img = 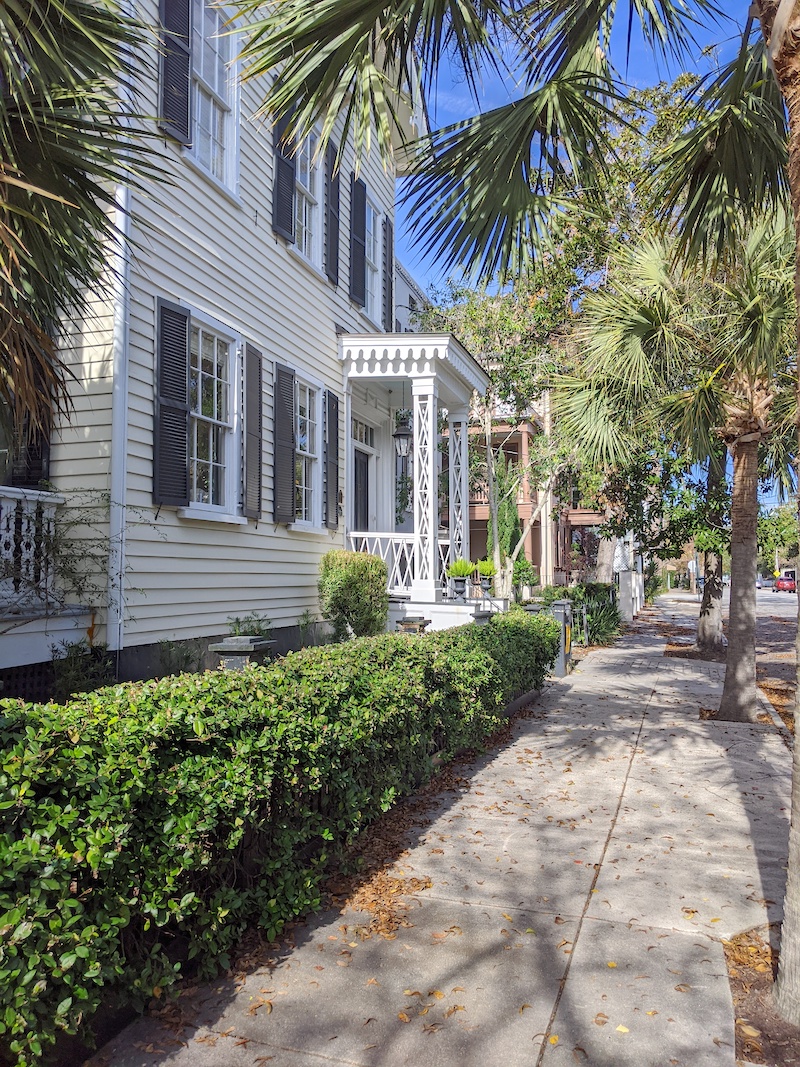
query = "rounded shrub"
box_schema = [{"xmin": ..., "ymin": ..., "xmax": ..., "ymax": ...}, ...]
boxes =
[{"xmin": 318, "ymin": 550, "xmax": 389, "ymax": 641}]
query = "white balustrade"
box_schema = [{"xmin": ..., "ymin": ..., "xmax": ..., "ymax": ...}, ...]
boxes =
[
  {"xmin": 349, "ymin": 532, "xmax": 452, "ymax": 596},
  {"xmin": 0, "ymin": 487, "xmax": 63, "ymax": 613}
]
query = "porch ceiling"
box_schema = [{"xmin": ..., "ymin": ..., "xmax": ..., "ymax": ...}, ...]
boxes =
[{"xmin": 340, "ymin": 333, "xmax": 489, "ymax": 408}]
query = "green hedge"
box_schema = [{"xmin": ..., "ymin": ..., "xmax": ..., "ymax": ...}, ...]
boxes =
[{"xmin": 0, "ymin": 612, "xmax": 557, "ymax": 1064}]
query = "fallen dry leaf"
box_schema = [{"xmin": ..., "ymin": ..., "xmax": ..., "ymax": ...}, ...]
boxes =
[
  {"xmin": 549, "ymin": 1034, "xmax": 559, "ymax": 1045},
  {"xmin": 444, "ymin": 1005, "xmax": 466, "ymax": 1018},
  {"xmin": 738, "ymin": 1023, "xmax": 761, "ymax": 1038},
  {"xmin": 404, "ymin": 989, "xmax": 422, "ymax": 997},
  {"xmin": 398, "ymin": 1012, "xmax": 411, "ymax": 1023},
  {"xmin": 594, "ymin": 1013, "xmax": 609, "ymax": 1027},
  {"xmin": 429, "ymin": 989, "xmax": 445, "ymax": 999},
  {"xmin": 616, "ymin": 1025, "xmax": 629, "ymax": 1033},
  {"xmin": 519, "ymin": 1004, "xmax": 532, "ymax": 1014},
  {"xmin": 607, "ymin": 961, "xmax": 617, "ymax": 968}
]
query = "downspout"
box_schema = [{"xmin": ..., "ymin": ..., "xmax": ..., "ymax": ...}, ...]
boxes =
[
  {"xmin": 107, "ymin": 0, "xmax": 134, "ymax": 668},
  {"xmin": 107, "ymin": 182, "xmax": 132, "ymax": 664}
]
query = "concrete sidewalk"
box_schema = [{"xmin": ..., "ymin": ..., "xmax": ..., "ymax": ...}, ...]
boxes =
[{"xmin": 91, "ymin": 601, "xmax": 792, "ymax": 1067}]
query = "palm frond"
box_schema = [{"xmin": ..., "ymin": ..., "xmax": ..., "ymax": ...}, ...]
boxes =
[
  {"xmin": 660, "ymin": 380, "xmax": 724, "ymax": 461},
  {"xmin": 652, "ymin": 32, "xmax": 789, "ymax": 262},
  {"xmin": 0, "ymin": 0, "xmax": 163, "ymax": 431},
  {"xmin": 525, "ymin": 0, "xmax": 720, "ymax": 81},
  {"xmin": 235, "ymin": 0, "xmax": 507, "ymax": 159},
  {"xmin": 551, "ymin": 374, "xmax": 644, "ymax": 468},
  {"xmin": 401, "ymin": 51, "xmax": 624, "ymax": 281}
]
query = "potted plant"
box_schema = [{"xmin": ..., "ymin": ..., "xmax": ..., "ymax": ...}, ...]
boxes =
[
  {"xmin": 477, "ymin": 558, "xmax": 496, "ymax": 594},
  {"xmin": 447, "ymin": 558, "xmax": 475, "ymax": 601}
]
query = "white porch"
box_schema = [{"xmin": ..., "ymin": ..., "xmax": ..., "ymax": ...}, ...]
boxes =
[
  {"xmin": 341, "ymin": 333, "xmax": 494, "ymax": 630},
  {"xmin": 0, "ymin": 486, "xmax": 95, "ymax": 668}
]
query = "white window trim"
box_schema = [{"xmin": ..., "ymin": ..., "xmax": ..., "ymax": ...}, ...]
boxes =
[
  {"xmin": 291, "ymin": 371, "xmax": 325, "ymax": 531},
  {"xmin": 187, "ymin": 0, "xmax": 241, "ymax": 194},
  {"xmin": 180, "ymin": 306, "xmax": 243, "ymax": 520}
]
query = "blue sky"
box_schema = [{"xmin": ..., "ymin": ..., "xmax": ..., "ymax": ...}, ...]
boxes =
[{"xmin": 394, "ymin": 6, "xmax": 751, "ymax": 291}]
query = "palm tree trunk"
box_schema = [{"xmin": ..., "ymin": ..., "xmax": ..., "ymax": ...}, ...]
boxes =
[
  {"xmin": 765, "ymin": 0, "xmax": 800, "ymax": 1017},
  {"xmin": 717, "ymin": 437, "xmax": 760, "ymax": 722},
  {"xmin": 697, "ymin": 450, "xmax": 725, "ymax": 652}
]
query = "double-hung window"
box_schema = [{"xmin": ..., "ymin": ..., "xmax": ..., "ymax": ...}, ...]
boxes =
[
  {"xmin": 189, "ymin": 323, "xmax": 232, "ymax": 507},
  {"xmin": 154, "ymin": 301, "xmax": 263, "ymax": 520},
  {"xmin": 158, "ymin": 0, "xmax": 237, "ymax": 189},
  {"xmin": 295, "ymin": 133, "xmax": 320, "ymax": 263},
  {"xmin": 294, "ymin": 381, "xmax": 319, "ymax": 523},
  {"xmin": 364, "ymin": 198, "xmax": 380, "ymax": 322},
  {"xmin": 192, "ymin": 0, "xmax": 231, "ymax": 183},
  {"xmin": 349, "ymin": 178, "xmax": 393, "ymax": 328},
  {"xmin": 273, "ymin": 366, "xmax": 339, "ymax": 530}
]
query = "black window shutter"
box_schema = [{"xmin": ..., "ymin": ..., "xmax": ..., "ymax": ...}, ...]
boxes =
[
  {"xmin": 273, "ymin": 363, "xmax": 296, "ymax": 523},
  {"xmin": 154, "ymin": 300, "xmax": 190, "ymax": 506},
  {"xmin": 272, "ymin": 114, "xmax": 296, "ymax": 242},
  {"xmin": 243, "ymin": 344, "xmax": 263, "ymax": 519},
  {"xmin": 324, "ymin": 390, "xmax": 339, "ymax": 530},
  {"xmin": 349, "ymin": 175, "xmax": 367, "ymax": 306},
  {"xmin": 325, "ymin": 141, "xmax": 340, "ymax": 285},
  {"xmin": 382, "ymin": 217, "xmax": 394, "ymax": 331},
  {"xmin": 159, "ymin": 0, "xmax": 192, "ymax": 145}
]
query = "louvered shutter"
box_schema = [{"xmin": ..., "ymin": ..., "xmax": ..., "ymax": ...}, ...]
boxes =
[
  {"xmin": 243, "ymin": 344, "xmax": 263, "ymax": 519},
  {"xmin": 154, "ymin": 300, "xmax": 190, "ymax": 506},
  {"xmin": 273, "ymin": 364, "xmax": 296, "ymax": 523},
  {"xmin": 349, "ymin": 175, "xmax": 367, "ymax": 306},
  {"xmin": 272, "ymin": 114, "xmax": 296, "ymax": 242},
  {"xmin": 325, "ymin": 142, "xmax": 340, "ymax": 285},
  {"xmin": 382, "ymin": 217, "xmax": 394, "ymax": 330},
  {"xmin": 159, "ymin": 0, "xmax": 192, "ymax": 145},
  {"xmin": 324, "ymin": 391, "xmax": 339, "ymax": 530}
]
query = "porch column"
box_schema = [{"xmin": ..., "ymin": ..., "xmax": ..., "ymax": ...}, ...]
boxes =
[
  {"xmin": 410, "ymin": 376, "xmax": 441, "ymax": 601},
  {"xmin": 447, "ymin": 406, "xmax": 470, "ymax": 565}
]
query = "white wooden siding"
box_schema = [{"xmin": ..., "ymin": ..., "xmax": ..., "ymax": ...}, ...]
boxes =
[{"xmin": 95, "ymin": 2, "xmax": 398, "ymax": 646}]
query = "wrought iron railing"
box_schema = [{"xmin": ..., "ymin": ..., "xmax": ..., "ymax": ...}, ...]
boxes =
[{"xmin": 0, "ymin": 487, "xmax": 63, "ymax": 613}]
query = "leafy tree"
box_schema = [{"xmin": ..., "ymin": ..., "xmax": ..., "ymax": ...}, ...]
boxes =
[
  {"xmin": 758, "ymin": 501, "xmax": 799, "ymax": 574},
  {"xmin": 0, "ymin": 0, "xmax": 160, "ymax": 434}
]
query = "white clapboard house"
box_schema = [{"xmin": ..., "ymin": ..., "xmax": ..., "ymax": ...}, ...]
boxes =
[{"xmin": 0, "ymin": 0, "xmax": 490, "ymax": 692}]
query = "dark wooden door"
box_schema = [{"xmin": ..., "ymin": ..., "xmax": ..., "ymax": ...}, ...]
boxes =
[{"xmin": 354, "ymin": 448, "xmax": 369, "ymax": 530}]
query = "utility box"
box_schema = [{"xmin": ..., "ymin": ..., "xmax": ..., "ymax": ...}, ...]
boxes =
[{"xmin": 551, "ymin": 599, "xmax": 573, "ymax": 677}]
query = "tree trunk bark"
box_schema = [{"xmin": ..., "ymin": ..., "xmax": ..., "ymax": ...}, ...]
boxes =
[
  {"xmin": 717, "ymin": 437, "xmax": 760, "ymax": 723},
  {"xmin": 697, "ymin": 451, "xmax": 726, "ymax": 653},
  {"xmin": 758, "ymin": 0, "xmax": 800, "ymax": 1021},
  {"xmin": 697, "ymin": 548, "xmax": 724, "ymax": 650},
  {"xmin": 595, "ymin": 535, "xmax": 615, "ymax": 583}
]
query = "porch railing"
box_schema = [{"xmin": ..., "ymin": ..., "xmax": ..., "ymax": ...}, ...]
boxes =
[
  {"xmin": 348, "ymin": 532, "xmax": 452, "ymax": 595},
  {"xmin": 0, "ymin": 486, "xmax": 63, "ymax": 613}
]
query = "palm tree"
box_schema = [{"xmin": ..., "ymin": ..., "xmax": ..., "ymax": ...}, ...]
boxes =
[
  {"xmin": 231, "ymin": 0, "xmax": 800, "ymax": 1028},
  {"xmin": 0, "ymin": 0, "xmax": 159, "ymax": 436}
]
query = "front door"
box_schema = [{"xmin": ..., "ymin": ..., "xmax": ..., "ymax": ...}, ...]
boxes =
[{"xmin": 354, "ymin": 448, "xmax": 369, "ymax": 530}]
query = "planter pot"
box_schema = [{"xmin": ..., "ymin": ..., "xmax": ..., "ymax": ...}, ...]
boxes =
[
  {"xmin": 208, "ymin": 635, "xmax": 276, "ymax": 671},
  {"xmin": 451, "ymin": 576, "xmax": 467, "ymax": 601},
  {"xmin": 480, "ymin": 577, "xmax": 492, "ymax": 594}
]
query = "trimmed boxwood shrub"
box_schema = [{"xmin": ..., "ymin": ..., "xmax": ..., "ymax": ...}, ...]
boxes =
[
  {"xmin": 0, "ymin": 612, "xmax": 557, "ymax": 1064},
  {"xmin": 318, "ymin": 550, "xmax": 389, "ymax": 641}
]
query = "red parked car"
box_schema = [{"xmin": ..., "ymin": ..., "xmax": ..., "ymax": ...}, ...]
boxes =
[{"xmin": 775, "ymin": 571, "xmax": 796, "ymax": 592}]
